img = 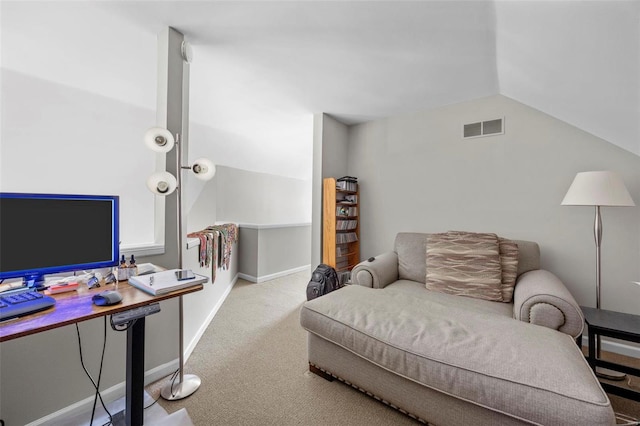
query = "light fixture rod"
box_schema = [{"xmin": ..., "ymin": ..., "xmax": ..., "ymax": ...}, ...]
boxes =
[
  {"xmin": 176, "ymin": 133, "xmax": 183, "ymax": 271},
  {"xmin": 176, "ymin": 133, "xmax": 185, "ymax": 386},
  {"xmin": 593, "ymin": 205, "xmax": 602, "ymax": 359},
  {"xmin": 594, "ymin": 205, "xmax": 602, "ymax": 310},
  {"xmin": 157, "ymin": 27, "xmax": 201, "ymax": 401}
]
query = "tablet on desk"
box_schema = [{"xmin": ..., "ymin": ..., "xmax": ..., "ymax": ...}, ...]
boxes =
[{"xmin": 175, "ymin": 270, "xmax": 196, "ymax": 281}]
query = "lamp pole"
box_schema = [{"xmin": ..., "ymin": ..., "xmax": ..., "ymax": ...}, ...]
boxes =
[
  {"xmin": 591, "ymin": 204, "xmax": 626, "ymax": 380},
  {"xmin": 160, "ymin": 135, "xmax": 201, "ymax": 400},
  {"xmin": 593, "ymin": 205, "xmax": 602, "ymax": 359},
  {"xmin": 561, "ymin": 171, "xmax": 635, "ymax": 381}
]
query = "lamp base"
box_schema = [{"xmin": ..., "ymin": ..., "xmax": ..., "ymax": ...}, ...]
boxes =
[
  {"xmin": 160, "ymin": 374, "xmax": 201, "ymax": 400},
  {"xmin": 596, "ymin": 367, "xmax": 626, "ymax": 381}
]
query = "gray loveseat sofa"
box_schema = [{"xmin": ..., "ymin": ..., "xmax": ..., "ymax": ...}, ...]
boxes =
[{"xmin": 300, "ymin": 232, "xmax": 615, "ymax": 425}]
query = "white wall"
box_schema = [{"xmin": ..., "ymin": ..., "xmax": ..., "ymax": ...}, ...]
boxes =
[
  {"xmin": 347, "ymin": 95, "xmax": 640, "ymax": 316},
  {"xmin": 321, "ymin": 114, "xmax": 350, "ymax": 178},
  {"xmin": 311, "ymin": 113, "xmax": 350, "ymax": 267},
  {"xmin": 0, "ymin": 70, "xmax": 157, "ymax": 247},
  {"xmin": 495, "ymin": 1, "xmax": 640, "ymax": 155},
  {"xmin": 213, "ymin": 166, "xmax": 311, "ymax": 225},
  {"xmin": 193, "ymin": 166, "xmax": 312, "ymax": 282},
  {"xmin": 1, "ymin": 2, "xmax": 158, "ymax": 248},
  {"xmin": 238, "ymin": 224, "xmax": 311, "ymax": 282}
]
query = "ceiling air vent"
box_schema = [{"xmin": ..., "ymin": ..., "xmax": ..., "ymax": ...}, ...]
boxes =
[{"xmin": 463, "ymin": 118, "xmax": 504, "ymax": 139}]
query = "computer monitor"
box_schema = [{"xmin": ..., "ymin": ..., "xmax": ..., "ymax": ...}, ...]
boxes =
[{"xmin": 0, "ymin": 192, "xmax": 119, "ymax": 285}]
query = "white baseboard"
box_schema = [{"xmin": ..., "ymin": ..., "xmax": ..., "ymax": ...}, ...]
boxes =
[
  {"xmin": 238, "ymin": 264, "xmax": 310, "ymax": 283},
  {"xmin": 184, "ymin": 273, "xmax": 238, "ymax": 361},
  {"xmin": 582, "ymin": 335, "xmax": 640, "ymax": 359},
  {"xmin": 25, "ymin": 360, "xmax": 179, "ymax": 426},
  {"xmin": 237, "ymin": 272, "xmax": 256, "ymax": 282}
]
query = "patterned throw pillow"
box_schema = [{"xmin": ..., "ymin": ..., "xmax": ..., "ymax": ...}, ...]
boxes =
[
  {"xmin": 426, "ymin": 232, "xmax": 503, "ymax": 302},
  {"xmin": 498, "ymin": 238, "xmax": 519, "ymax": 302}
]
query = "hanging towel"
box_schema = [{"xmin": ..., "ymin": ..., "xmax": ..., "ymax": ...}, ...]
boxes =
[{"xmin": 188, "ymin": 223, "xmax": 238, "ymax": 283}]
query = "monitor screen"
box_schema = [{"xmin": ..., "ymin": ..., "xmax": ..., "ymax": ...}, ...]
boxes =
[{"xmin": 0, "ymin": 193, "xmax": 119, "ymax": 283}]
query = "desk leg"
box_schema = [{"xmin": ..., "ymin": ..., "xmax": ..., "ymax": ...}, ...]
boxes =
[
  {"xmin": 588, "ymin": 325, "xmax": 596, "ymax": 372},
  {"xmin": 126, "ymin": 317, "xmax": 145, "ymax": 426}
]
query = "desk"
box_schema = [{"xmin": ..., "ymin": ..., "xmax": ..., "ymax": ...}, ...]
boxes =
[
  {"xmin": 581, "ymin": 306, "xmax": 640, "ymax": 401},
  {"xmin": 0, "ymin": 280, "xmax": 203, "ymax": 425}
]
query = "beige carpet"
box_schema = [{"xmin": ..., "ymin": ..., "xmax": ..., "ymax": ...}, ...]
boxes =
[
  {"xmin": 148, "ymin": 270, "xmax": 640, "ymax": 425},
  {"xmin": 148, "ymin": 271, "xmax": 416, "ymax": 425},
  {"xmin": 588, "ymin": 350, "xmax": 640, "ymax": 422},
  {"xmin": 54, "ymin": 391, "xmax": 193, "ymax": 426}
]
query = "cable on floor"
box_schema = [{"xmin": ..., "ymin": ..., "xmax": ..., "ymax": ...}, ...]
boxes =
[
  {"xmin": 144, "ymin": 369, "xmax": 180, "ymax": 410},
  {"xmin": 75, "ymin": 316, "xmax": 112, "ymax": 426},
  {"xmin": 615, "ymin": 412, "xmax": 640, "ymax": 425}
]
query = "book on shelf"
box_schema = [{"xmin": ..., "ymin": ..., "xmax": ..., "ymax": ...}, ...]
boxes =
[
  {"xmin": 336, "ymin": 194, "xmax": 357, "ymax": 204},
  {"xmin": 336, "ymin": 245, "xmax": 350, "ymax": 257},
  {"xmin": 336, "ymin": 176, "xmax": 358, "ymax": 192},
  {"xmin": 336, "ymin": 206, "xmax": 358, "ymax": 217},
  {"xmin": 336, "ymin": 232, "xmax": 358, "ymax": 244},
  {"xmin": 337, "ymin": 220, "xmax": 358, "ymax": 230}
]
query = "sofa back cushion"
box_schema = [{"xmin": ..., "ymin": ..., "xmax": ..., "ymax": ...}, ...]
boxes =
[
  {"xmin": 512, "ymin": 239, "xmax": 540, "ymax": 276},
  {"xmin": 395, "ymin": 232, "xmax": 429, "ymax": 283},
  {"xmin": 394, "ymin": 233, "xmax": 540, "ymax": 284},
  {"xmin": 498, "ymin": 238, "xmax": 519, "ymax": 302}
]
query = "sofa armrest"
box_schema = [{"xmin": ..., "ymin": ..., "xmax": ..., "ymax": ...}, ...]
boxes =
[
  {"xmin": 350, "ymin": 252, "xmax": 399, "ymax": 289},
  {"xmin": 513, "ymin": 269, "xmax": 584, "ymax": 339}
]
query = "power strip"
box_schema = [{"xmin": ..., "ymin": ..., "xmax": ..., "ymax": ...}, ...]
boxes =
[{"xmin": 110, "ymin": 303, "xmax": 161, "ymax": 327}]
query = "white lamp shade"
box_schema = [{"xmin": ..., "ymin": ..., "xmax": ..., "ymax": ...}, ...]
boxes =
[
  {"xmin": 144, "ymin": 127, "xmax": 175, "ymax": 153},
  {"xmin": 561, "ymin": 171, "xmax": 635, "ymax": 206},
  {"xmin": 146, "ymin": 172, "xmax": 177, "ymax": 195},
  {"xmin": 191, "ymin": 158, "xmax": 216, "ymax": 181}
]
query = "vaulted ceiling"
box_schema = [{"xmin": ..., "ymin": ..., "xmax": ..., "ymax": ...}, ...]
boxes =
[{"xmin": 2, "ymin": 1, "xmax": 639, "ymax": 180}]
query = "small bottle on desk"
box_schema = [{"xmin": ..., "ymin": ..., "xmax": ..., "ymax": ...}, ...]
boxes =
[
  {"xmin": 128, "ymin": 255, "xmax": 138, "ymax": 279},
  {"xmin": 117, "ymin": 255, "xmax": 128, "ymax": 281}
]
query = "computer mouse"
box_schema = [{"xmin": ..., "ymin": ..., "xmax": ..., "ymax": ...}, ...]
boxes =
[{"xmin": 92, "ymin": 290, "xmax": 123, "ymax": 306}]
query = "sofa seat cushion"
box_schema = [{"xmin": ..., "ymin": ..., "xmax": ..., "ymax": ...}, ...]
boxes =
[
  {"xmin": 386, "ymin": 279, "xmax": 513, "ymax": 319},
  {"xmin": 300, "ymin": 285, "xmax": 613, "ymax": 425}
]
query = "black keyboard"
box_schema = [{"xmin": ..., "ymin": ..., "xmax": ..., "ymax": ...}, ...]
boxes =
[{"xmin": 0, "ymin": 289, "xmax": 56, "ymax": 321}]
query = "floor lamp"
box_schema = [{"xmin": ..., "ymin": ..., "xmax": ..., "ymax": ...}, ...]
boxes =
[
  {"xmin": 561, "ymin": 171, "xmax": 635, "ymax": 380},
  {"xmin": 144, "ymin": 127, "xmax": 216, "ymax": 399}
]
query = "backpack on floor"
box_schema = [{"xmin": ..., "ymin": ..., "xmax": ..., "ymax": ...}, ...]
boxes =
[{"xmin": 306, "ymin": 264, "xmax": 342, "ymax": 301}]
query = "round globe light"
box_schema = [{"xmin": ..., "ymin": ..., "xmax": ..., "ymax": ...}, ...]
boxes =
[
  {"xmin": 146, "ymin": 172, "xmax": 177, "ymax": 195},
  {"xmin": 191, "ymin": 158, "xmax": 216, "ymax": 181},
  {"xmin": 144, "ymin": 127, "xmax": 175, "ymax": 153}
]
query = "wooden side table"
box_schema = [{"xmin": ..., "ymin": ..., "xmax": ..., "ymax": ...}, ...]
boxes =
[{"xmin": 581, "ymin": 306, "xmax": 640, "ymax": 401}]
